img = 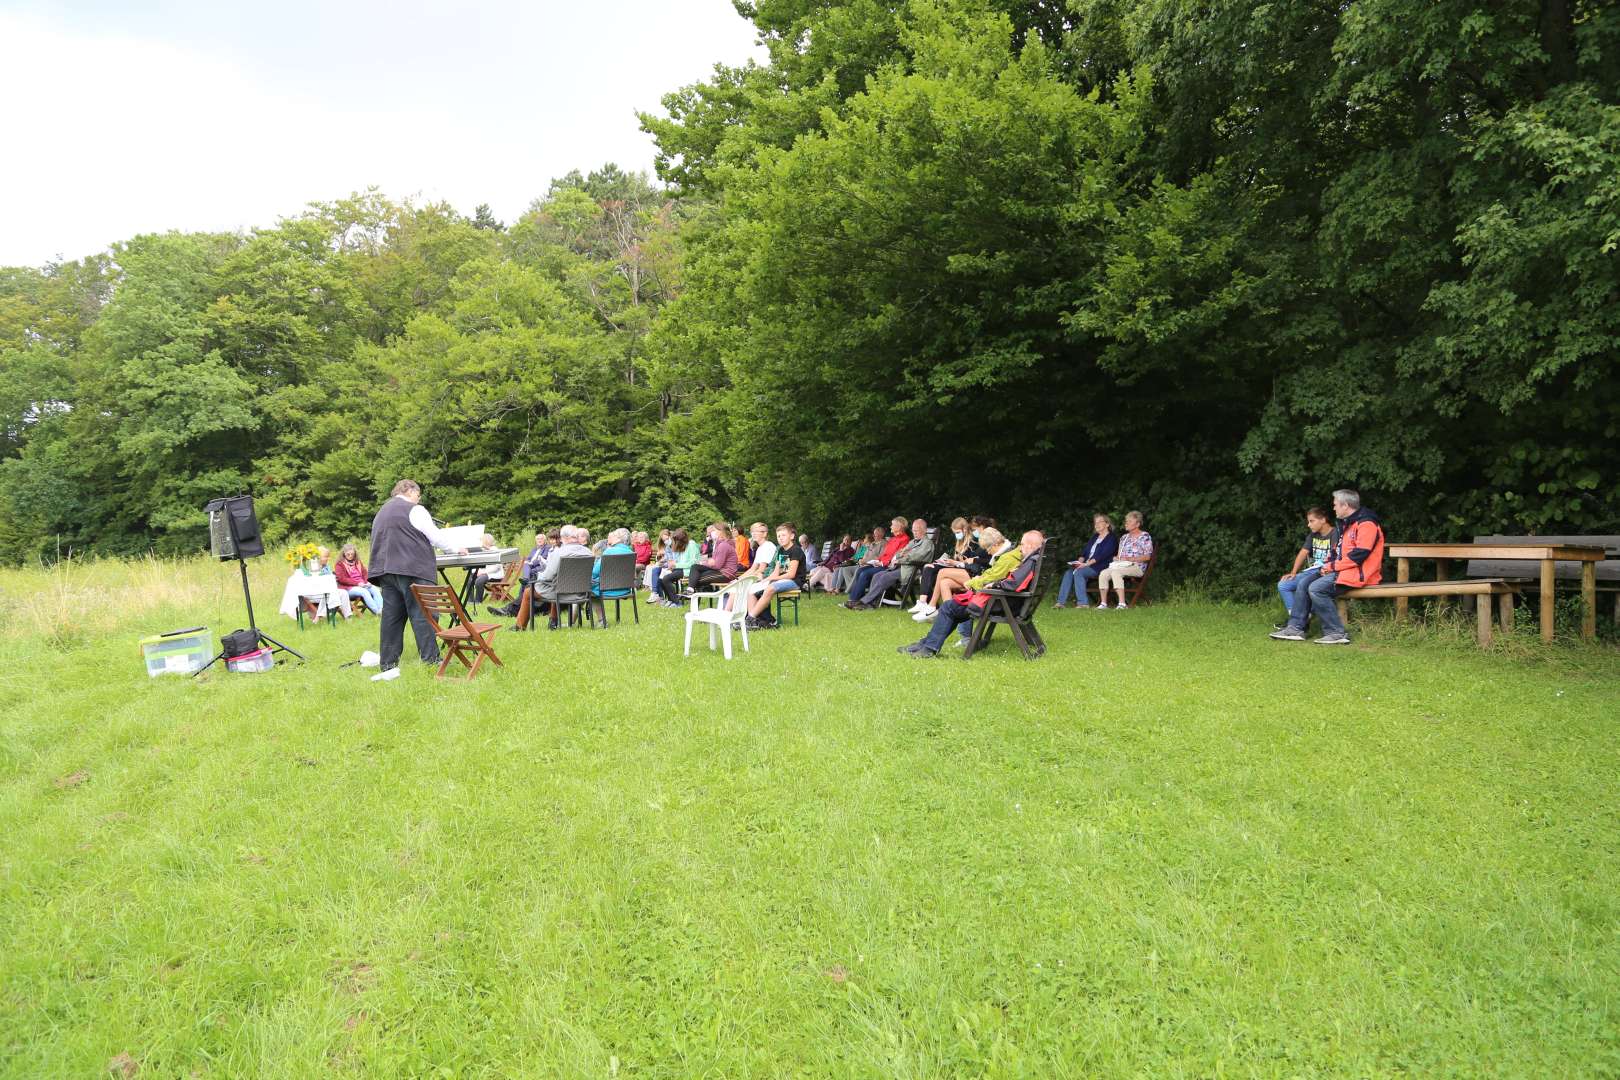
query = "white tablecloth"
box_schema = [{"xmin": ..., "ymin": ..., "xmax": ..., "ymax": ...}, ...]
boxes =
[{"xmin": 278, "ymin": 572, "xmax": 352, "ymax": 619}]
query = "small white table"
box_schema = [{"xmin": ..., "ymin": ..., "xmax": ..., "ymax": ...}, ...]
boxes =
[{"xmin": 278, "ymin": 572, "xmax": 351, "ymax": 622}]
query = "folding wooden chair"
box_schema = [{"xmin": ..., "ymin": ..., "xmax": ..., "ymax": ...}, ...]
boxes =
[
  {"xmin": 482, "ymin": 557, "xmax": 523, "ymax": 609},
  {"xmin": 409, "ymin": 582, "xmax": 504, "ymax": 679}
]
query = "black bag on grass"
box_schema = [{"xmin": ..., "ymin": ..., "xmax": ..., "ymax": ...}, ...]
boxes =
[{"xmin": 221, "ymin": 629, "xmax": 257, "ymax": 658}]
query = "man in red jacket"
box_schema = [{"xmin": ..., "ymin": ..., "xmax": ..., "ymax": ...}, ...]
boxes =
[{"xmin": 1270, "ymin": 489, "xmax": 1384, "ymax": 645}]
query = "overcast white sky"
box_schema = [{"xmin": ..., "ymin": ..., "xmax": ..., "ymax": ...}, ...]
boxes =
[{"xmin": 0, "ymin": 1, "xmax": 761, "ymax": 267}]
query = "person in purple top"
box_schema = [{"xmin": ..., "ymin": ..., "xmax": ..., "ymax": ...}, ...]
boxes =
[{"xmin": 1054, "ymin": 513, "xmax": 1119, "ymax": 608}]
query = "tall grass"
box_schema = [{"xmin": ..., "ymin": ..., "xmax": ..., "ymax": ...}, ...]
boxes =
[{"xmin": 0, "ymin": 555, "xmax": 293, "ymax": 648}]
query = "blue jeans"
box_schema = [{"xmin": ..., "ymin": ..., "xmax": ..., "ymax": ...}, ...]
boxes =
[
  {"xmin": 1283, "ymin": 567, "xmax": 1323, "ymax": 628},
  {"xmin": 918, "ymin": 599, "xmax": 976, "ymax": 652},
  {"xmin": 1286, "ymin": 570, "xmax": 1344, "ymax": 636},
  {"xmin": 847, "ymin": 564, "xmax": 883, "ymax": 602},
  {"xmin": 1277, "ymin": 574, "xmax": 1304, "ymax": 612},
  {"xmin": 1059, "ymin": 565, "xmax": 1100, "ymax": 605},
  {"xmin": 347, "ymin": 584, "xmax": 384, "ymax": 613}
]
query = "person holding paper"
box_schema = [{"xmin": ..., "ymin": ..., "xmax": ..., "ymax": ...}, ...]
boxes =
[{"xmin": 367, "ymin": 479, "xmax": 462, "ymax": 682}]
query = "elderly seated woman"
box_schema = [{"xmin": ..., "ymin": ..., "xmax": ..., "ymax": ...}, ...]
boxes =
[
  {"xmin": 1054, "ymin": 513, "xmax": 1119, "ymax": 608},
  {"xmin": 899, "ymin": 530, "xmax": 1042, "ymax": 653},
  {"xmin": 1096, "ymin": 510, "xmax": 1154, "ymax": 609}
]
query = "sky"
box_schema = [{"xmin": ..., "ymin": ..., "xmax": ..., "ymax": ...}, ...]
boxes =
[{"xmin": 0, "ymin": 1, "xmax": 762, "ymax": 267}]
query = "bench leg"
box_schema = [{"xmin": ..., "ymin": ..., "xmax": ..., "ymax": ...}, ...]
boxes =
[
  {"xmin": 1476, "ymin": 592, "xmax": 1493, "ymax": 649},
  {"xmin": 1395, "ymin": 558, "xmax": 1410, "ymax": 623},
  {"xmin": 1433, "ymin": 560, "xmax": 1450, "ymax": 615},
  {"xmin": 1498, "ymin": 592, "xmax": 1513, "ymax": 636},
  {"xmin": 1582, "ymin": 562, "xmax": 1596, "ymax": 641},
  {"xmin": 1540, "ymin": 559, "xmax": 1556, "ymax": 643},
  {"xmin": 1335, "ymin": 599, "xmax": 1349, "ymax": 631}
]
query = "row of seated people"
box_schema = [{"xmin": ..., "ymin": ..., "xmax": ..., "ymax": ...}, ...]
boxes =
[{"xmin": 644, "ymin": 522, "xmax": 811, "ymax": 630}]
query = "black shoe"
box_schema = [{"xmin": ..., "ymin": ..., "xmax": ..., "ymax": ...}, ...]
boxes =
[
  {"xmin": 898, "ymin": 643, "xmax": 937, "ymax": 657},
  {"xmin": 491, "ymin": 603, "xmax": 517, "ymax": 617}
]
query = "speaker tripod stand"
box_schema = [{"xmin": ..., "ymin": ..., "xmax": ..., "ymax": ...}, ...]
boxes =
[{"xmin": 195, "ymin": 555, "xmax": 303, "ymax": 675}]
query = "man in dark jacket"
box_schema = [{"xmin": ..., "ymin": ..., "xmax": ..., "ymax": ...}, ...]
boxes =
[{"xmin": 368, "ymin": 479, "xmax": 459, "ymax": 681}]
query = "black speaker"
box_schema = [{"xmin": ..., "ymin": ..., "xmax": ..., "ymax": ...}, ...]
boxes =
[{"xmin": 205, "ymin": 496, "xmax": 265, "ymax": 560}]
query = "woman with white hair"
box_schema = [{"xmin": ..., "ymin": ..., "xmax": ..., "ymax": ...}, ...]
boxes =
[{"xmin": 1095, "ymin": 511, "xmax": 1153, "ymax": 609}]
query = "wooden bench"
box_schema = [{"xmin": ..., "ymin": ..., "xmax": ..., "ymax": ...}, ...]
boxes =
[
  {"xmin": 1335, "ymin": 578, "xmax": 1521, "ymax": 648},
  {"xmin": 1085, "ymin": 549, "xmax": 1157, "ymax": 607}
]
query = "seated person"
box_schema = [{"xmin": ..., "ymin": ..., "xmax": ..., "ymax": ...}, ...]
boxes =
[
  {"xmin": 807, "ymin": 535, "xmax": 855, "ymax": 592},
  {"xmin": 588, "ymin": 527, "xmax": 636, "ymax": 626},
  {"xmin": 731, "ymin": 524, "xmax": 751, "ymax": 573},
  {"xmin": 533, "ymin": 525, "xmax": 596, "ymax": 629},
  {"xmin": 469, "ymin": 533, "xmax": 502, "ymax": 604},
  {"xmin": 313, "ymin": 546, "xmax": 353, "ymax": 618},
  {"xmin": 912, "ymin": 517, "xmax": 974, "ymax": 610},
  {"xmin": 1275, "ymin": 506, "xmax": 1333, "ymax": 625},
  {"xmin": 744, "ymin": 524, "xmax": 807, "ymax": 629},
  {"xmin": 655, "ymin": 528, "xmax": 699, "ymax": 606},
  {"xmin": 844, "ymin": 517, "xmax": 912, "ymax": 608},
  {"xmin": 1095, "ymin": 511, "xmax": 1153, "ymax": 609},
  {"xmin": 739, "ymin": 522, "xmax": 781, "ymax": 601},
  {"xmin": 632, "ymin": 530, "xmax": 653, "ymax": 570},
  {"xmin": 490, "ymin": 530, "xmax": 550, "ymax": 617},
  {"xmin": 799, "ymin": 533, "xmax": 818, "ymax": 573},
  {"xmin": 645, "ymin": 529, "xmax": 672, "ymax": 592},
  {"xmin": 1054, "ymin": 514, "xmax": 1118, "ymax": 608},
  {"xmin": 688, "ymin": 522, "xmax": 741, "ymax": 593},
  {"xmin": 899, "ymin": 530, "xmax": 1043, "ymax": 656},
  {"xmin": 848, "ymin": 518, "xmax": 933, "ymax": 609},
  {"xmin": 333, "ymin": 543, "xmax": 384, "ymax": 614},
  {"xmin": 1270, "ymin": 489, "xmax": 1383, "ymax": 645},
  {"xmin": 837, "ymin": 527, "xmax": 886, "ymax": 593},
  {"xmin": 913, "ymin": 516, "xmax": 996, "ymax": 619}
]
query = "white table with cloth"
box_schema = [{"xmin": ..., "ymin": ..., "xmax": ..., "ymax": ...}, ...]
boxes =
[{"xmin": 277, "ymin": 572, "xmax": 352, "ymax": 620}]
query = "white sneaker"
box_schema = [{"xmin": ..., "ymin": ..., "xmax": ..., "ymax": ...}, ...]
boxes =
[
  {"xmin": 1114, "ymin": 603, "xmax": 1129, "ymax": 609},
  {"xmin": 907, "ymin": 600, "xmax": 926, "ymax": 614},
  {"xmin": 951, "ymin": 636, "xmax": 967, "ymax": 648},
  {"xmin": 1095, "ymin": 603, "xmax": 1110, "ymax": 611},
  {"xmin": 912, "ymin": 608, "xmax": 936, "ymax": 622},
  {"xmin": 370, "ymin": 667, "xmax": 401, "ymax": 682}
]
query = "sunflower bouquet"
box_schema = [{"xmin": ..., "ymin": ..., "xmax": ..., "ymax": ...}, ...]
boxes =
[{"xmin": 283, "ymin": 541, "xmax": 322, "ymax": 574}]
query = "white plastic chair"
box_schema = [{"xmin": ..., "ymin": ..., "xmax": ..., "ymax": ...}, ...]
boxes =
[{"xmin": 683, "ymin": 576, "xmax": 756, "ymax": 659}]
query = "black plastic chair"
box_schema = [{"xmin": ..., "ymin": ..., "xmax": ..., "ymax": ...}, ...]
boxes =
[
  {"xmin": 596, "ymin": 552, "xmax": 638, "ymax": 624},
  {"xmin": 542, "ymin": 555, "xmax": 596, "ymax": 629},
  {"xmin": 963, "ymin": 539, "xmax": 1056, "ymax": 660}
]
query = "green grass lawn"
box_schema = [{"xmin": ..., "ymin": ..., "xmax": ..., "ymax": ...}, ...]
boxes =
[{"xmin": 2, "ymin": 566, "xmax": 1618, "ymax": 1077}]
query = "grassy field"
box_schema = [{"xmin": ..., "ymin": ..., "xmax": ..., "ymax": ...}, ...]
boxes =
[{"xmin": 1, "ymin": 557, "xmax": 1617, "ymax": 1077}]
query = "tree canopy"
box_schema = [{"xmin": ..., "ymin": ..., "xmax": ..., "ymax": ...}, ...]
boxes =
[{"xmin": 2, "ymin": 0, "xmax": 1615, "ymax": 590}]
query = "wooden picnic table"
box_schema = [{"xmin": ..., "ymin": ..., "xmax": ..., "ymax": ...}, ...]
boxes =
[{"xmin": 1386, "ymin": 544, "xmax": 1606, "ymax": 643}]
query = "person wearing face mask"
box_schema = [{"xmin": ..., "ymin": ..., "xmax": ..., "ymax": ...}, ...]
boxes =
[
  {"xmin": 688, "ymin": 522, "xmax": 741, "ymax": 593},
  {"xmin": 911, "ymin": 516, "xmax": 980, "ymax": 614},
  {"xmin": 913, "ymin": 515, "xmax": 995, "ymax": 619}
]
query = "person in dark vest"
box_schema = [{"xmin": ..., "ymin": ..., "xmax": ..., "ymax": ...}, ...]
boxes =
[{"xmin": 368, "ymin": 479, "xmax": 462, "ymax": 682}]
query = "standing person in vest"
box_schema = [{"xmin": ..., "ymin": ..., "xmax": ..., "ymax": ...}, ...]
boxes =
[{"xmin": 368, "ymin": 479, "xmax": 462, "ymax": 681}]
